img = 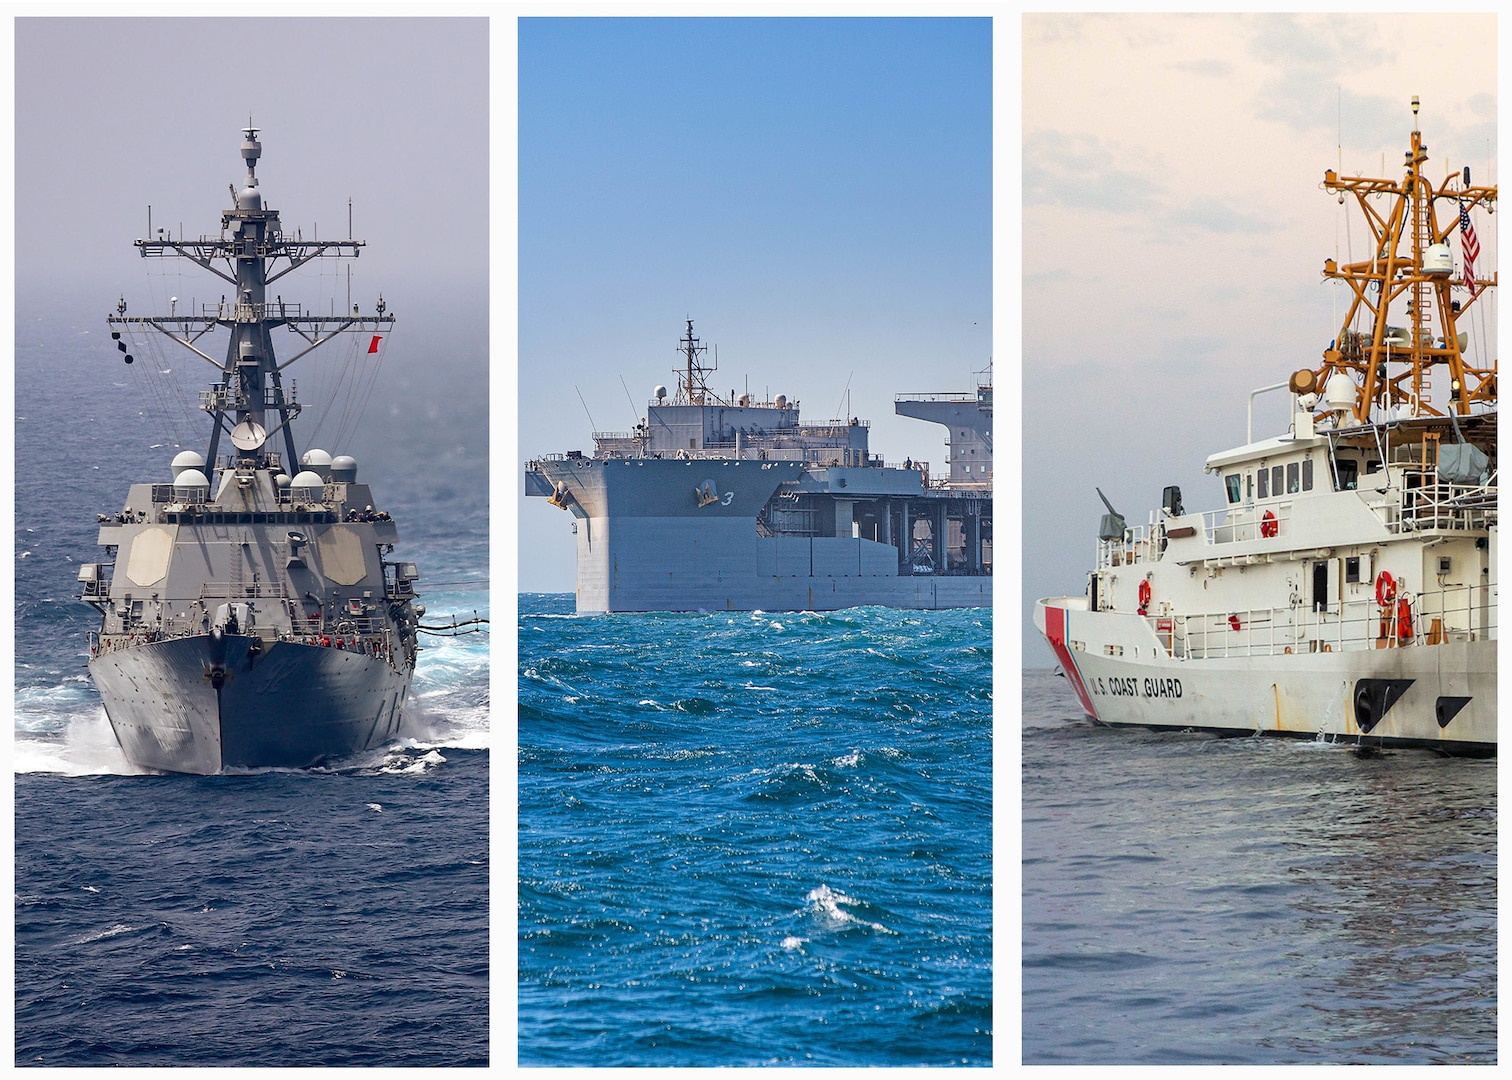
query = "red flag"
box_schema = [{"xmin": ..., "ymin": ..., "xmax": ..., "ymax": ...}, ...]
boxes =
[{"xmin": 368, "ymin": 335, "xmax": 383, "ymax": 354}]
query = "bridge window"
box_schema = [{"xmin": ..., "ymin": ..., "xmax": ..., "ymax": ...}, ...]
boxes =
[
  {"xmin": 1271, "ymin": 465, "xmax": 1283, "ymax": 496},
  {"xmin": 1286, "ymin": 462, "xmax": 1299, "ymax": 493},
  {"xmin": 1302, "ymin": 458, "xmax": 1313, "ymax": 491},
  {"xmin": 1257, "ymin": 468, "xmax": 1269, "ymax": 498},
  {"xmin": 1335, "ymin": 458, "xmax": 1358, "ymax": 490},
  {"xmin": 1225, "ymin": 474, "xmax": 1241, "ymax": 503}
]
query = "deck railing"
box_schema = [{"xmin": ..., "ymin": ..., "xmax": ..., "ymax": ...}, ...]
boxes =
[
  {"xmin": 1098, "ymin": 471, "xmax": 1494, "ymax": 571},
  {"xmin": 1155, "ymin": 582, "xmax": 1495, "ymax": 659}
]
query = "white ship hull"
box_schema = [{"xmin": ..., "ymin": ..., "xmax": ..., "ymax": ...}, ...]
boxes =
[
  {"xmin": 90, "ymin": 634, "xmax": 412, "ymax": 774},
  {"xmin": 1036, "ymin": 599, "xmax": 1495, "ymax": 755}
]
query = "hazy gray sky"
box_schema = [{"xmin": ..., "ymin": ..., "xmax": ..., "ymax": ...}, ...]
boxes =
[
  {"xmin": 1023, "ymin": 12, "xmax": 1496, "ymax": 666},
  {"xmin": 518, "ymin": 17, "xmax": 992, "ymax": 593},
  {"xmin": 16, "ymin": 17, "xmax": 487, "ymax": 300},
  {"xmin": 13, "ymin": 15, "xmax": 489, "ymax": 480}
]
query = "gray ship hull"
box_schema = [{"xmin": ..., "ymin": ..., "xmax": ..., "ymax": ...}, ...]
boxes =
[
  {"xmin": 90, "ymin": 634, "xmax": 412, "ymax": 774},
  {"xmin": 534, "ymin": 457, "xmax": 991, "ymax": 612}
]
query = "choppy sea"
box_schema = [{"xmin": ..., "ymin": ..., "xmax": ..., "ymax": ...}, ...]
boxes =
[
  {"xmin": 517, "ymin": 594, "xmax": 993, "ymax": 1066},
  {"xmin": 1022, "ymin": 666, "xmax": 1496, "ymax": 1065},
  {"xmin": 14, "ymin": 301, "xmax": 490, "ymax": 1066}
]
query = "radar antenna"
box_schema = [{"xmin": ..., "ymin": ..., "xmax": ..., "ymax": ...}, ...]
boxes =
[
  {"xmin": 106, "ymin": 130, "xmax": 395, "ymax": 474},
  {"xmin": 1315, "ymin": 97, "xmax": 1497, "ymax": 422},
  {"xmin": 675, "ymin": 318, "xmax": 720, "ymax": 405}
]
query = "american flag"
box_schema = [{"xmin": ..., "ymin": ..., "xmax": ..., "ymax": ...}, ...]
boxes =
[{"xmin": 1460, "ymin": 202, "xmax": 1481, "ymax": 297}]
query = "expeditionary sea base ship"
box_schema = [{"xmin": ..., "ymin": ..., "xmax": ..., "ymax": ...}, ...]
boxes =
[{"xmin": 527, "ymin": 320, "xmax": 992, "ymax": 612}]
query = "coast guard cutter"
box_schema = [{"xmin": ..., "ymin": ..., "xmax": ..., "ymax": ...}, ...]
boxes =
[
  {"xmin": 1036, "ymin": 100, "xmax": 1496, "ymax": 755},
  {"xmin": 79, "ymin": 129, "xmax": 423, "ymax": 774}
]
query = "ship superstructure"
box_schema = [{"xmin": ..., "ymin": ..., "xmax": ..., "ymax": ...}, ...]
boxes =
[
  {"xmin": 526, "ymin": 320, "xmax": 992, "ymax": 612},
  {"xmin": 80, "ymin": 129, "xmax": 423, "ymax": 774},
  {"xmin": 1035, "ymin": 100, "xmax": 1496, "ymax": 754}
]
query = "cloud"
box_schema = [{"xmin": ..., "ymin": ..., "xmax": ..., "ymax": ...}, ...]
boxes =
[
  {"xmin": 1023, "ymin": 131, "xmax": 1164, "ymax": 213},
  {"xmin": 1180, "ymin": 197, "xmax": 1274, "ymax": 236},
  {"xmin": 1168, "ymin": 57, "xmax": 1232, "ymax": 80},
  {"xmin": 1026, "ymin": 131, "xmax": 1274, "ymax": 242}
]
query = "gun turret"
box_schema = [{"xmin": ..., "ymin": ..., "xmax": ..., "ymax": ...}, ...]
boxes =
[{"xmin": 1095, "ymin": 487, "xmax": 1127, "ymax": 542}]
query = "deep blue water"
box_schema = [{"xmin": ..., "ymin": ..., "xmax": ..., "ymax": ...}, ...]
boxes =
[
  {"xmin": 15, "ymin": 301, "xmax": 490, "ymax": 1066},
  {"xmin": 517, "ymin": 594, "xmax": 993, "ymax": 1066},
  {"xmin": 1022, "ymin": 667, "xmax": 1496, "ymax": 1065}
]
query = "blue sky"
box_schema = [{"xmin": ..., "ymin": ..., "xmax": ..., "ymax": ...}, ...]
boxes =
[{"xmin": 518, "ymin": 17, "xmax": 992, "ymax": 593}]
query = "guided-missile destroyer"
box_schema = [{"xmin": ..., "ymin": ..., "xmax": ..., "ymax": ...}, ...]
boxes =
[{"xmin": 79, "ymin": 129, "xmax": 423, "ymax": 774}]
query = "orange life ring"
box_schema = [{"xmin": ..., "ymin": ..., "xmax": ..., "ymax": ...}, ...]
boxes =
[
  {"xmin": 1397, "ymin": 597, "xmax": 1413, "ymax": 642},
  {"xmin": 1375, "ymin": 571, "xmax": 1396, "ymax": 606},
  {"xmin": 1261, "ymin": 510, "xmax": 1278, "ymax": 538},
  {"xmin": 1137, "ymin": 578, "xmax": 1152, "ymax": 614}
]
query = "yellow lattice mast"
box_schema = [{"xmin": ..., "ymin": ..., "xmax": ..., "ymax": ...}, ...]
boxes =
[{"xmin": 1307, "ymin": 98, "xmax": 1496, "ymax": 423}]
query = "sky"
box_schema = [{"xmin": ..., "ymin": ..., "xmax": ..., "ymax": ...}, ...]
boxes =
[
  {"xmin": 518, "ymin": 16, "xmax": 992, "ymax": 593},
  {"xmin": 1022, "ymin": 12, "xmax": 1497, "ymax": 667},
  {"xmin": 13, "ymin": 16, "xmax": 489, "ymax": 483}
]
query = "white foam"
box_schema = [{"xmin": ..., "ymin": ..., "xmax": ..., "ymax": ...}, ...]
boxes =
[
  {"xmin": 14, "ymin": 710, "xmax": 146, "ymax": 776},
  {"xmin": 76, "ymin": 923, "xmax": 139, "ymax": 944},
  {"xmin": 805, "ymin": 883, "xmax": 895, "ymax": 934}
]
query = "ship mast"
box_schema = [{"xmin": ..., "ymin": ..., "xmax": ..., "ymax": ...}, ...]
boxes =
[
  {"xmin": 675, "ymin": 318, "xmax": 719, "ymax": 405},
  {"xmin": 106, "ymin": 127, "xmax": 395, "ymax": 475},
  {"xmin": 1316, "ymin": 97, "xmax": 1496, "ymax": 423}
]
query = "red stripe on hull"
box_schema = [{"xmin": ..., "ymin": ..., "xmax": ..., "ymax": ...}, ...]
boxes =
[{"xmin": 1042, "ymin": 604, "xmax": 1099, "ymax": 720}]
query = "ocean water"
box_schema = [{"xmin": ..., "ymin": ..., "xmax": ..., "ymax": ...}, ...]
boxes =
[
  {"xmin": 15, "ymin": 302, "xmax": 490, "ymax": 1066},
  {"xmin": 1022, "ymin": 667, "xmax": 1496, "ymax": 1065},
  {"xmin": 518, "ymin": 595, "xmax": 993, "ymax": 1066}
]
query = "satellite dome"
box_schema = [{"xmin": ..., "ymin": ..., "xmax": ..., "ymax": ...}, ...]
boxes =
[
  {"xmin": 301, "ymin": 448, "xmax": 334, "ymax": 480},
  {"xmin": 655, "ymin": 385, "xmax": 668, "ymax": 400},
  {"xmin": 238, "ymin": 183, "xmax": 263, "ymax": 211},
  {"xmin": 171, "ymin": 450, "xmax": 207, "ymax": 480},
  {"xmin": 1324, "ymin": 372, "xmax": 1356, "ymax": 410},
  {"xmin": 330, "ymin": 455, "xmax": 358, "ymax": 482},
  {"xmin": 290, "ymin": 470, "xmax": 326, "ymax": 498},
  {"xmin": 172, "ymin": 469, "xmax": 210, "ymax": 493}
]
